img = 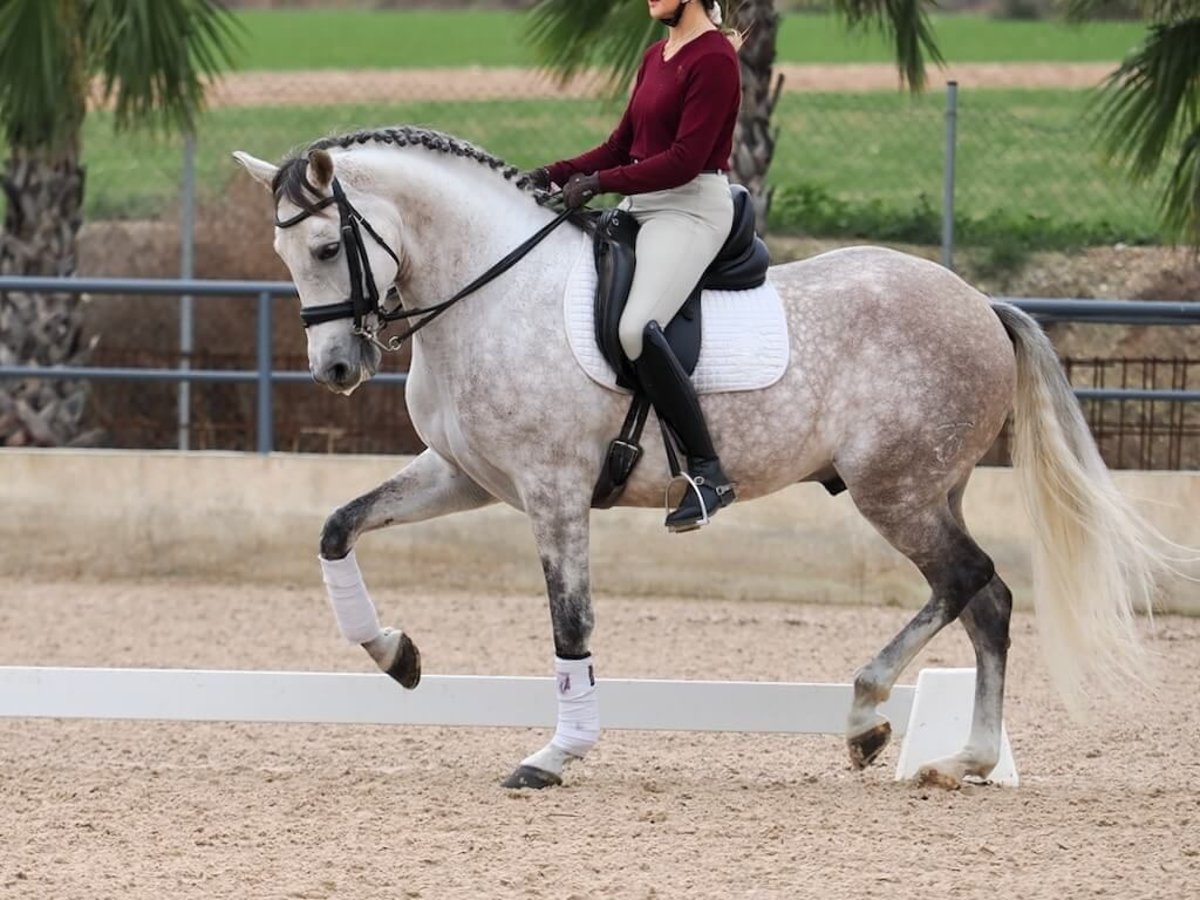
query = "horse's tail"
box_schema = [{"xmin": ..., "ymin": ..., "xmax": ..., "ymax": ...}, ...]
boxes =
[{"xmin": 992, "ymin": 301, "xmax": 1170, "ymax": 710}]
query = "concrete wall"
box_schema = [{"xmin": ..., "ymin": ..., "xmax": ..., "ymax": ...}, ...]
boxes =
[{"xmin": 2, "ymin": 450, "xmax": 1197, "ymax": 613}]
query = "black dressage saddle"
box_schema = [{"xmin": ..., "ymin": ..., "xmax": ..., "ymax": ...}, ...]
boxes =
[{"xmin": 589, "ymin": 183, "xmax": 771, "ymax": 507}]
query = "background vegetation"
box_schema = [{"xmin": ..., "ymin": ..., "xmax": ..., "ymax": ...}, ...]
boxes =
[{"xmin": 227, "ymin": 9, "xmax": 1144, "ymax": 68}]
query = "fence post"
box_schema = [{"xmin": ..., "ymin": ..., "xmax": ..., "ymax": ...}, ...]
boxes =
[
  {"xmin": 941, "ymin": 81, "xmax": 958, "ymax": 271},
  {"xmin": 179, "ymin": 131, "xmax": 196, "ymax": 450},
  {"xmin": 256, "ymin": 291, "xmax": 273, "ymax": 454}
]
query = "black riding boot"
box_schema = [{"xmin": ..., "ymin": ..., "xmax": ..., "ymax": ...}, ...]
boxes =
[{"xmin": 633, "ymin": 321, "xmax": 736, "ymax": 532}]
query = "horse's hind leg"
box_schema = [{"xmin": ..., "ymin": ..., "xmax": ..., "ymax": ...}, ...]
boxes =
[
  {"xmin": 845, "ymin": 492, "xmax": 996, "ymax": 784},
  {"xmin": 917, "ymin": 483, "xmax": 1015, "ymax": 787},
  {"xmin": 319, "ymin": 449, "xmax": 495, "ymax": 685},
  {"xmin": 918, "ymin": 573, "xmax": 1014, "ymax": 788}
]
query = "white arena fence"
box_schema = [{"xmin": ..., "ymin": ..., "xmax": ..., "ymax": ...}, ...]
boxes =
[{"xmin": 0, "ymin": 665, "xmax": 1018, "ymax": 785}]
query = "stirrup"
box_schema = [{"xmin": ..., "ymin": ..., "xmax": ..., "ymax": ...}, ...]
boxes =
[{"xmin": 663, "ymin": 472, "xmax": 734, "ymax": 534}]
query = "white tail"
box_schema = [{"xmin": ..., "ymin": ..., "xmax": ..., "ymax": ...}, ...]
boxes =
[{"xmin": 992, "ymin": 303, "xmax": 1170, "ymax": 710}]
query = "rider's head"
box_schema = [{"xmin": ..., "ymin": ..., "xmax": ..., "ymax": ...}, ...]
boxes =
[
  {"xmin": 652, "ymin": 0, "xmax": 709, "ymax": 28},
  {"xmin": 653, "ymin": 1, "xmax": 735, "ymax": 43}
]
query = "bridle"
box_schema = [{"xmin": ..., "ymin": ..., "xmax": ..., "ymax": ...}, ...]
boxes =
[{"xmin": 275, "ymin": 176, "xmax": 572, "ymax": 352}]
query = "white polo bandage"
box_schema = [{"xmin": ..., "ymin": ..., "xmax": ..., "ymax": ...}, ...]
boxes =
[
  {"xmin": 319, "ymin": 551, "xmax": 382, "ymax": 644},
  {"xmin": 550, "ymin": 655, "xmax": 600, "ymax": 757}
]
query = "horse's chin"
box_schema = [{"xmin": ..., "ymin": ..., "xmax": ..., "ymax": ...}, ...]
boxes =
[
  {"xmin": 335, "ymin": 367, "xmax": 370, "ymax": 397},
  {"xmin": 330, "ymin": 343, "xmax": 380, "ymax": 396}
]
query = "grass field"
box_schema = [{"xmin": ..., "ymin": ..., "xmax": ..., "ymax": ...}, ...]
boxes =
[
  {"xmin": 84, "ymin": 87, "xmax": 1164, "ymax": 248},
  {"xmin": 229, "ymin": 10, "xmax": 1148, "ymax": 70}
]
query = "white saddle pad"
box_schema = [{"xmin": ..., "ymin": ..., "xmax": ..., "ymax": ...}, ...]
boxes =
[{"xmin": 563, "ymin": 233, "xmax": 790, "ymax": 394}]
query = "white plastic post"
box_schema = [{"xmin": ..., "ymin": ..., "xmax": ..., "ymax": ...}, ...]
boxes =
[{"xmin": 894, "ymin": 667, "xmax": 1019, "ymax": 786}]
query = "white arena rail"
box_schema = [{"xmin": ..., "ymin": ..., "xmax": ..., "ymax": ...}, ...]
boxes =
[{"xmin": 0, "ymin": 666, "xmax": 1017, "ymax": 784}]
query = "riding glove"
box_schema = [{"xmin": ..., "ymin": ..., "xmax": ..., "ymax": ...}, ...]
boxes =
[{"xmin": 563, "ymin": 173, "xmax": 601, "ymax": 209}]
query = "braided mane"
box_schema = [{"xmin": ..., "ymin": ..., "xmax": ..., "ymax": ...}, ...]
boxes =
[{"xmin": 270, "ymin": 126, "xmax": 549, "ymax": 218}]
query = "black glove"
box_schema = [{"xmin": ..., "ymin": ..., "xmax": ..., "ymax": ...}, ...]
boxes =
[
  {"xmin": 522, "ymin": 166, "xmax": 552, "ymax": 191},
  {"xmin": 563, "ymin": 172, "xmax": 601, "ymax": 209}
]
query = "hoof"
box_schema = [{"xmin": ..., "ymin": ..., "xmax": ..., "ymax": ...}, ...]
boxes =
[
  {"xmin": 847, "ymin": 720, "xmax": 892, "ymax": 769},
  {"xmin": 385, "ymin": 632, "xmax": 421, "ymax": 690},
  {"xmin": 915, "ymin": 765, "xmax": 964, "ymax": 791},
  {"xmin": 501, "ymin": 765, "xmax": 562, "ymax": 790}
]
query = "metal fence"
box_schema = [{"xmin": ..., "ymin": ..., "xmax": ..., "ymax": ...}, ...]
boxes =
[
  {"xmin": 1, "ymin": 276, "xmax": 1198, "ymax": 465},
  {"xmin": 42, "ymin": 79, "xmax": 1170, "ymax": 271}
]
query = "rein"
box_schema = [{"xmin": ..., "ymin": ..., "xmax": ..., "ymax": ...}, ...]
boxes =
[{"xmin": 275, "ymin": 177, "xmax": 572, "ymax": 352}]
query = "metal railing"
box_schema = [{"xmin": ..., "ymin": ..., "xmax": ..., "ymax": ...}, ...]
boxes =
[{"xmin": 1, "ymin": 276, "xmax": 1197, "ymax": 454}]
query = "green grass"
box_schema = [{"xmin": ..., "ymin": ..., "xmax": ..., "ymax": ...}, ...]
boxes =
[
  {"xmin": 74, "ymin": 88, "xmax": 1168, "ymax": 249},
  {"xmin": 228, "ymin": 10, "xmax": 1148, "ymax": 70}
]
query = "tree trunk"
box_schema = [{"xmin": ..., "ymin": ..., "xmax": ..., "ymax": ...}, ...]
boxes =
[
  {"xmin": 0, "ymin": 146, "xmax": 94, "ymax": 447},
  {"xmin": 729, "ymin": 0, "xmax": 781, "ymax": 234}
]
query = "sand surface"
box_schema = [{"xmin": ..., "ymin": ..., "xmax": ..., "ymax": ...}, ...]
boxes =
[{"xmin": 2, "ymin": 576, "xmax": 1198, "ymax": 899}]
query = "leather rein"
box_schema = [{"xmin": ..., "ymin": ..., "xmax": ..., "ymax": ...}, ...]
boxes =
[{"xmin": 275, "ymin": 177, "xmax": 573, "ymax": 352}]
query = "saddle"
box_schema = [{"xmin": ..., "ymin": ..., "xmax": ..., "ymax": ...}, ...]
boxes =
[{"xmin": 590, "ymin": 184, "xmax": 771, "ymax": 508}]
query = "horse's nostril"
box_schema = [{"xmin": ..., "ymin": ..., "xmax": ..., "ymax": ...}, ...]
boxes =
[{"xmin": 329, "ymin": 362, "xmax": 350, "ymax": 384}]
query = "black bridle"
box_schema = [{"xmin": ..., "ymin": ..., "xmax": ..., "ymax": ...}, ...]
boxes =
[{"xmin": 275, "ymin": 176, "xmax": 572, "ymax": 352}]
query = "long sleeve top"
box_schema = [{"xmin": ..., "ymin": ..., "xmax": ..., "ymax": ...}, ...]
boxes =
[{"xmin": 546, "ymin": 31, "xmax": 741, "ymax": 196}]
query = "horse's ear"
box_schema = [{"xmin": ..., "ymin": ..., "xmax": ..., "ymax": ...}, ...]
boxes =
[
  {"xmin": 232, "ymin": 151, "xmax": 278, "ymax": 189},
  {"xmin": 307, "ymin": 149, "xmax": 335, "ymax": 191}
]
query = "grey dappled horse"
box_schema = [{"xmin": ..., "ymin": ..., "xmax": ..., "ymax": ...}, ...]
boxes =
[{"xmin": 234, "ymin": 127, "xmax": 1168, "ymax": 790}]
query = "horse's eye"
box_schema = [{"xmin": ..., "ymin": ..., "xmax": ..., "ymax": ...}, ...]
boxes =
[{"xmin": 314, "ymin": 242, "xmax": 340, "ymax": 261}]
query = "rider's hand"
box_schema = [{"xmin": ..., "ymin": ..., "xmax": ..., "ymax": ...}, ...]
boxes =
[
  {"xmin": 521, "ymin": 167, "xmax": 552, "ymax": 191},
  {"xmin": 563, "ymin": 173, "xmax": 601, "ymax": 209}
]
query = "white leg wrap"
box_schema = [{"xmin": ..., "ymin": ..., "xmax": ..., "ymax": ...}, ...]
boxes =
[
  {"xmin": 549, "ymin": 655, "xmax": 600, "ymax": 758},
  {"xmin": 319, "ymin": 551, "xmax": 382, "ymax": 644}
]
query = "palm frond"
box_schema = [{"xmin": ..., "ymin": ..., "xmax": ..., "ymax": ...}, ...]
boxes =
[
  {"xmin": 835, "ymin": 0, "xmax": 944, "ymax": 91},
  {"xmin": 88, "ymin": 0, "xmax": 243, "ymax": 133},
  {"xmin": 0, "ymin": 0, "xmax": 86, "ymax": 150},
  {"xmin": 525, "ymin": 0, "xmax": 659, "ymax": 95},
  {"xmin": 1093, "ymin": 21, "xmax": 1200, "ymax": 179},
  {"xmin": 1092, "ymin": 19, "xmax": 1200, "ymax": 244},
  {"xmin": 1162, "ymin": 125, "xmax": 1200, "ymax": 243}
]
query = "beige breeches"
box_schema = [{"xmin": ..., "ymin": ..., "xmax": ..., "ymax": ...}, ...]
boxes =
[{"xmin": 618, "ymin": 173, "xmax": 734, "ymax": 361}]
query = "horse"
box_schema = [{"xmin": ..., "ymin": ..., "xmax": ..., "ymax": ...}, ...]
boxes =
[{"xmin": 233, "ymin": 126, "xmax": 1169, "ymax": 790}]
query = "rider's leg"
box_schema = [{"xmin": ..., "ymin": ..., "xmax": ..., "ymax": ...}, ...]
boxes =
[
  {"xmin": 635, "ymin": 321, "xmax": 736, "ymax": 530},
  {"xmin": 618, "ymin": 175, "xmax": 734, "ymax": 531}
]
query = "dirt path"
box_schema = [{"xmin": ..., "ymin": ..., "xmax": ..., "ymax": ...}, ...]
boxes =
[
  {"xmin": 2, "ymin": 577, "xmax": 1198, "ymax": 899},
  {"xmin": 205, "ymin": 62, "xmax": 1115, "ymax": 107}
]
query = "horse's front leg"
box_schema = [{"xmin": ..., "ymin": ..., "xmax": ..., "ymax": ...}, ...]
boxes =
[
  {"xmin": 319, "ymin": 449, "xmax": 495, "ymax": 685},
  {"xmin": 502, "ymin": 490, "xmax": 596, "ymax": 789}
]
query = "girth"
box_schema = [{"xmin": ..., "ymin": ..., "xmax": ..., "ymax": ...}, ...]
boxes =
[{"xmin": 591, "ymin": 183, "xmax": 771, "ymax": 508}]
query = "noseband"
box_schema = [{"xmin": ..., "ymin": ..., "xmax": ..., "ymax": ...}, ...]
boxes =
[{"xmin": 274, "ymin": 176, "xmax": 572, "ymax": 352}]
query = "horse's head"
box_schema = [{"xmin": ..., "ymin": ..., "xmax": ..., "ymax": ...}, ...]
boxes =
[{"xmin": 233, "ymin": 147, "xmax": 402, "ymax": 395}]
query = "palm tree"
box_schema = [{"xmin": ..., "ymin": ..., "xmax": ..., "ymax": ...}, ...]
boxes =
[
  {"xmin": 0, "ymin": 0, "xmax": 238, "ymax": 447},
  {"xmin": 526, "ymin": 0, "xmax": 1198, "ymax": 245}
]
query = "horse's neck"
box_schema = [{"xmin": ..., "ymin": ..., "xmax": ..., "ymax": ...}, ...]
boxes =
[
  {"xmin": 360, "ymin": 152, "xmax": 548, "ymax": 301},
  {"xmin": 362, "ymin": 150, "xmax": 576, "ymax": 351}
]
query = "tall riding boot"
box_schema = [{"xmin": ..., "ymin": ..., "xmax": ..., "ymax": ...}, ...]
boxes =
[{"xmin": 632, "ymin": 321, "xmax": 736, "ymax": 532}]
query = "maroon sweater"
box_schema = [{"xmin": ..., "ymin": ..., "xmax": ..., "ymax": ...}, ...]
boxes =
[{"xmin": 546, "ymin": 31, "xmax": 741, "ymax": 196}]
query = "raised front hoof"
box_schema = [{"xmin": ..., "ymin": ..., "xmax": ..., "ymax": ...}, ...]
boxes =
[
  {"xmin": 501, "ymin": 765, "xmax": 562, "ymax": 790},
  {"xmin": 847, "ymin": 720, "xmax": 892, "ymax": 769},
  {"xmin": 385, "ymin": 632, "xmax": 421, "ymax": 690}
]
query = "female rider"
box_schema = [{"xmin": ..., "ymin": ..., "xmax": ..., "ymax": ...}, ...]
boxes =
[{"xmin": 530, "ymin": 0, "xmax": 743, "ymax": 533}]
